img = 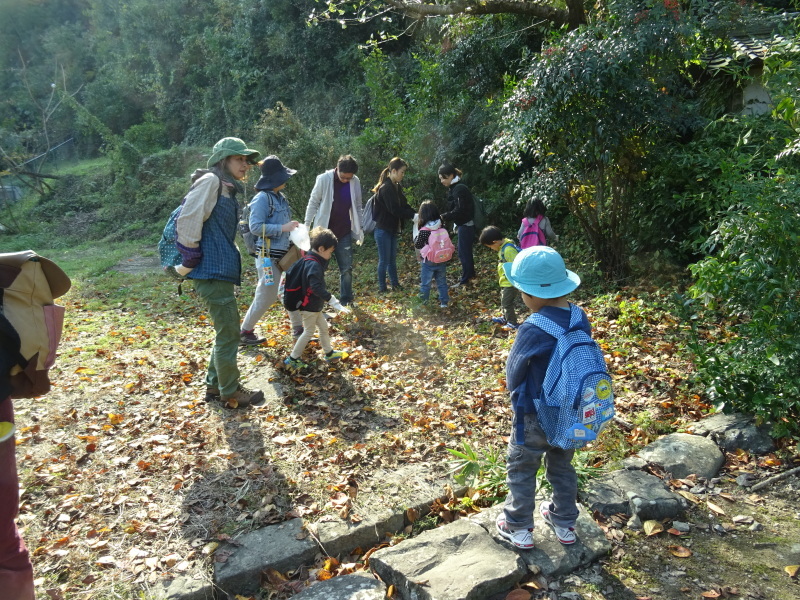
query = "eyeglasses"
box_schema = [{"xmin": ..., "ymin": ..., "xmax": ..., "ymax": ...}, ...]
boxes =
[{"xmin": 338, "ymin": 172, "xmax": 354, "ymax": 183}]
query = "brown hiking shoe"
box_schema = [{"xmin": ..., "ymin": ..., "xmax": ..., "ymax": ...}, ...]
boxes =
[
  {"xmin": 221, "ymin": 385, "xmax": 264, "ymax": 408},
  {"xmin": 205, "ymin": 387, "xmax": 221, "ymax": 402}
]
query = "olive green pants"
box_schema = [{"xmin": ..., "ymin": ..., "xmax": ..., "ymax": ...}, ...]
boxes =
[{"xmin": 193, "ymin": 279, "xmax": 240, "ymax": 396}]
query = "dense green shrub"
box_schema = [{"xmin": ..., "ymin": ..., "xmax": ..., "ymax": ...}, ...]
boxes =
[
  {"xmin": 635, "ymin": 115, "xmax": 798, "ymax": 262},
  {"xmin": 688, "ymin": 175, "xmax": 800, "ymax": 437}
]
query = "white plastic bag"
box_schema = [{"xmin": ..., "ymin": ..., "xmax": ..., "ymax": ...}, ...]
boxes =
[{"xmin": 289, "ymin": 223, "xmax": 311, "ymax": 251}]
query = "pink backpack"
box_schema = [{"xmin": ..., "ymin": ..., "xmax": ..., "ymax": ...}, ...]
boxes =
[
  {"xmin": 519, "ymin": 215, "xmax": 546, "ymax": 249},
  {"xmin": 420, "ymin": 227, "xmax": 455, "ymax": 263}
]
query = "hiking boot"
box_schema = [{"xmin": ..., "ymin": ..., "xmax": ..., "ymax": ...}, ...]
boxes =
[
  {"xmin": 221, "ymin": 385, "xmax": 263, "ymax": 408},
  {"xmin": 495, "ymin": 513, "xmax": 534, "ymax": 550},
  {"xmin": 324, "ymin": 350, "xmax": 348, "ymax": 362},
  {"xmin": 205, "ymin": 387, "xmax": 221, "ymax": 402},
  {"xmin": 240, "ymin": 330, "xmax": 266, "ymax": 346},
  {"xmin": 491, "ymin": 316, "xmax": 507, "ymax": 325},
  {"xmin": 284, "ymin": 356, "xmax": 309, "ymax": 370},
  {"xmin": 540, "ymin": 500, "xmax": 576, "ymax": 544}
]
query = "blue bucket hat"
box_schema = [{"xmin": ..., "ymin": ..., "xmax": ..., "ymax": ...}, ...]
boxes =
[
  {"xmin": 255, "ymin": 155, "xmax": 297, "ymax": 191},
  {"xmin": 503, "ymin": 246, "xmax": 581, "ymax": 299}
]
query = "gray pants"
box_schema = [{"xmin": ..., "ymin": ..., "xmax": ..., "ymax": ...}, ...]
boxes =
[
  {"xmin": 500, "ymin": 286, "xmax": 520, "ymax": 325},
  {"xmin": 502, "ymin": 412, "xmax": 579, "ymax": 530}
]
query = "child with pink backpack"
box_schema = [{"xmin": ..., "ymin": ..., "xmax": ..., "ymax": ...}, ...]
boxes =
[
  {"xmin": 518, "ymin": 199, "xmax": 559, "ymax": 249},
  {"xmin": 414, "ymin": 201, "xmax": 455, "ymax": 308}
]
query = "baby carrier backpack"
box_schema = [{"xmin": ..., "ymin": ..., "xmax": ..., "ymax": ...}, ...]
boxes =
[
  {"xmin": 519, "ymin": 215, "xmax": 546, "ymax": 249},
  {"xmin": 0, "ymin": 251, "xmax": 71, "ymax": 398},
  {"xmin": 420, "ymin": 227, "xmax": 455, "ymax": 263}
]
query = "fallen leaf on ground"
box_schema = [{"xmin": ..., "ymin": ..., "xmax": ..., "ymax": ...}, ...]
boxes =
[
  {"xmin": 785, "ymin": 565, "xmax": 800, "ymax": 578},
  {"xmin": 643, "ymin": 520, "xmax": 663, "ymax": 536},
  {"xmin": 668, "ymin": 545, "xmax": 692, "ymax": 557}
]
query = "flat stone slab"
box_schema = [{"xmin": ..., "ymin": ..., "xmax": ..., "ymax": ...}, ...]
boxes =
[
  {"xmin": 581, "ymin": 469, "xmax": 687, "ymax": 520},
  {"xmin": 633, "ymin": 432, "xmax": 725, "ymax": 479},
  {"xmin": 213, "ymin": 518, "xmax": 317, "ymax": 597},
  {"xmin": 292, "ymin": 573, "xmax": 387, "ymax": 599},
  {"xmin": 472, "ymin": 503, "xmax": 611, "ymax": 578},
  {"xmin": 311, "ymin": 507, "xmax": 405, "ymax": 559},
  {"xmin": 687, "ymin": 413, "xmax": 774, "ymax": 454},
  {"xmin": 150, "ymin": 574, "xmax": 214, "ymax": 600},
  {"xmin": 370, "ymin": 518, "xmax": 526, "ymax": 600},
  {"xmin": 359, "ymin": 462, "xmax": 467, "ymax": 518}
]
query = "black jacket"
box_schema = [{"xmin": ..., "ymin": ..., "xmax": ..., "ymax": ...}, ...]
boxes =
[
  {"xmin": 374, "ymin": 180, "xmax": 415, "ymax": 233},
  {"xmin": 441, "ymin": 182, "xmax": 475, "ymax": 226},
  {"xmin": 283, "ymin": 252, "xmax": 332, "ymax": 313}
]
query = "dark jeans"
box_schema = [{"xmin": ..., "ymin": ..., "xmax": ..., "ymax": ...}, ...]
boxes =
[
  {"xmin": 0, "ymin": 398, "xmax": 35, "ymax": 600},
  {"xmin": 456, "ymin": 224, "xmax": 476, "ymax": 284},
  {"xmin": 374, "ymin": 228, "xmax": 399, "ymax": 291},
  {"xmin": 332, "ymin": 233, "xmax": 354, "ymax": 304}
]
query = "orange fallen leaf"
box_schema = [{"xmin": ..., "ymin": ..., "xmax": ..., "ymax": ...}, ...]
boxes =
[
  {"xmin": 785, "ymin": 565, "xmax": 800, "ymax": 578},
  {"xmin": 668, "ymin": 545, "xmax": 692, "ymax": 557},
  {"xmin": 700, "ymin": 590, "xmax": 721, "ymax": 598}
]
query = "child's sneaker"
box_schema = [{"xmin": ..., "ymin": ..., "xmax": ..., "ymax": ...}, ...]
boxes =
[
  {"xmin": 501, "ymin": 323, "xmax": 519, "ymax": 331},
  {"xmin": 491, "ymin": 316, "xmax": 507, "ymax": 325},
  {"xmin": 324, "ymin": 350, "xmax": 348, "ymax": 362},
  {"xmin": 439, "ymin": 302, "xmax": 449, "ymax": 309},
  {"xmin": 284, "ymin": 356, "xmax": 309, "ymax": 370},
  {"xmin": 495, "ymin": 512, "xmax": 534, "ymax": 550},
  {"xmin": 539, "ymin": 500, "xmax": 576, "ymax": 544}
]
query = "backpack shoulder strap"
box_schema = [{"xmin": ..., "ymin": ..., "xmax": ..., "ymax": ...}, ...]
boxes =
[{"xmin": 530, "ymin": 311, "xmax": 566, "ymax": 339}]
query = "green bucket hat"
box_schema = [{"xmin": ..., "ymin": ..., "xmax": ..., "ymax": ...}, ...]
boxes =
[{"xmin": 207, "ymin": 137, "xmax": 261, "ymax": 168}]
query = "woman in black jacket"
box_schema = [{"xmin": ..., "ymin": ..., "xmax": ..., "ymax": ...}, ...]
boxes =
[
  {"xmin": 372, "ymin": 157, "xmax": 416, "ymax": 292},
  {"xmin": 439, "ymin": 162, "xmax": 476, "ymax": 286}
]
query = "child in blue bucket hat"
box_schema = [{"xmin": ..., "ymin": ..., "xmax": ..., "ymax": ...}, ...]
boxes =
[{"xmin": 496, "ymin": 246, "xmax": 587, "ymax": 549}]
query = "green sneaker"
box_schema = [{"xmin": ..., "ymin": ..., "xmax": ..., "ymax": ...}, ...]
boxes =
[
  {"xmin": 324, "ymin": 350, "xmax": 348, "ymax": 362},
  {"xmin": 284, "ymin": 356, "xmax": 309, "ymax": 370}
]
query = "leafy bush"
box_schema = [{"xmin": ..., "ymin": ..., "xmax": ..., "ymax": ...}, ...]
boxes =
[
  {"xmin": 635, "ymin": 115, "xmax": 797, "ymax": 261},
  {"xmin": 484, "ymin": 1, "xmax": 699, "ymax": 280},
  {"xmin": 688, "ymin": 175, "xmax": 800, "ymax": 437}
]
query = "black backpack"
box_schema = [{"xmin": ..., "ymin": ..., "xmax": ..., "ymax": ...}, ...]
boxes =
[{"xmin": 283, "ymin": 254, "xmax": 320, "ymax": 311}]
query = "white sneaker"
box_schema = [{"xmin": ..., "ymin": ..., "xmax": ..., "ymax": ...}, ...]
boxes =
[
  {"xmin": 540, "ymin": 500, "xmax": 576, "ymax": 544},
  {"xmin": 495, "ymin": 512, "xmax": 534, "ymax": 549}
]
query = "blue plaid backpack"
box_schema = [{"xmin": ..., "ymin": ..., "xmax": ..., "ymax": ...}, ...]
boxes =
[{"xmin": 531, "ymin": 305, "xmax": 614, "ymax": 449}]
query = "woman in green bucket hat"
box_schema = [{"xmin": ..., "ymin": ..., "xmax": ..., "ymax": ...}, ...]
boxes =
[{"xmin": 174, "ymin": 137, "xmax": 264, "ymax": 408}]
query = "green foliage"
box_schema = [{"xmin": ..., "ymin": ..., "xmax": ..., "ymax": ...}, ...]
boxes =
[
  {"xmin": 447, "ymin": 441, "xmax": 508, "ymax": 501},
  {"xmin": 635, "ymin": 115, "xmax": 797, "ymax": 260},
  {"xmin": 688, "ymin": 175, "xmax": 800, "ymax": 437},
  {"xmin": 484, "ymin": 1, "xmax": 702, "ymax": 280}
]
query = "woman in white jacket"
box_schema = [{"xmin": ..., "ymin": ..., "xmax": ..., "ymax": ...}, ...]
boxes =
[{"xmin": 304, "ymin": 155, "xmax": 364, "ymax": 306}]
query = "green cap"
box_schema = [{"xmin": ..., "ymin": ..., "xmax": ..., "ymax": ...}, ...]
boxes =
[{"xmin": 207, "ymin": 137, "xmax": 261, "ymax": 168}]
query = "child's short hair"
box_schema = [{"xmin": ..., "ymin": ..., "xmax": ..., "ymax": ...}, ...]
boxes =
[
  {"xmin": 418, "ymin": 200, "xmax": 441, "ymax": 225},
  {"xmin": 479, "ymin": 225, "xmax": 503, "ymax": 245},
  {"xmin": 310, "ymin": 227, "xmax": 338, "ymax": 251}
]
